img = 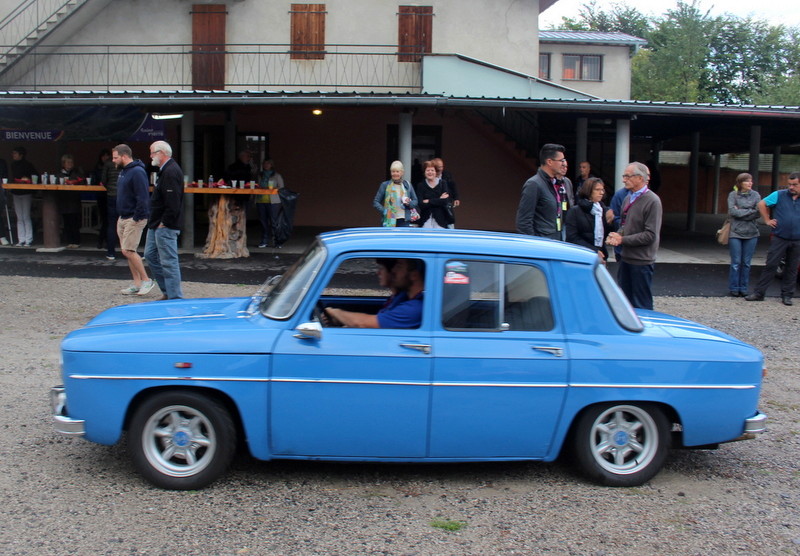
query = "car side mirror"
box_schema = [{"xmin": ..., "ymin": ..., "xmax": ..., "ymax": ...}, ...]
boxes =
[{"xmin": 293, "ymin": 321, "xmax": 322, "ymax": 340}]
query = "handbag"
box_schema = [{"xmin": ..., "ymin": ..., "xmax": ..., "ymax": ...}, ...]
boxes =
[
  {"xmin": 716, "ymin": 219, "xmax": 731, "ymax": 245},
  {"xmin": 409, "ymin": 207, "xmax": 420, "ymax": 222}
]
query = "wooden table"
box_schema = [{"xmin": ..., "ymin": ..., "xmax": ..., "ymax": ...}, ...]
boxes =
[
  {"xmin": 2, "ymin": 182, "xmax": 106, "ymax": 250},
  {"xmin": 187, "ymin": 186, "xmax": 276, "ymax": 259}
]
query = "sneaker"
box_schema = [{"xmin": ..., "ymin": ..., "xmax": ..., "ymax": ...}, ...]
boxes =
[
  {"xmin": 0, "ymin": 237, "xmax": 8, "ymax": 246},
  {"xmin": 744, "ymin": 293, "xmax": 764, "ymax": 301},
  {"xmin": 67, "ymin": 244, "xmax": 80, "ymax": 249},
  {"xmin": 120, "ymin": 284, "xmax": 139, "ymax": 295},
  {"xmin": 105, "ymin": 255, "xmax": 116, "ymax": 261},
  {"xmin": 258, "ymin": 242, "xmax": 268, "ymax": 248},
  {"xmin": 137, "ymin": 280, "xmax": 156, "ymax": 296},
  {"xmin": 782, "ymin": 296, "xmax": 794, "ymax": 306}
]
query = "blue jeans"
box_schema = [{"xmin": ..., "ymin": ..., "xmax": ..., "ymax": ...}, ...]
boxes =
[
  {"xmin": 144, "ymin": 226, "xmax": 183, "ymax": 299},
  {"xmin": 728, "ymin": 236, "xmax": 757, "ymax": 293},
  {"xmin": 618, "ymin": 261, "xmax": 655, "ymax": 310}
]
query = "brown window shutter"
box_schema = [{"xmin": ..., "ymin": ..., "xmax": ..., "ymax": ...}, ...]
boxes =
[
  {"xmin": 192, "ymin": 4, "xmax": 227, "ymax": 89},
  {"xmin": 398, "ymin": 5, "xmax": 432, "ymax": 62},
  {"xmin": 291, "ymin": 4, "xmax": 326, "ymax": 60}
]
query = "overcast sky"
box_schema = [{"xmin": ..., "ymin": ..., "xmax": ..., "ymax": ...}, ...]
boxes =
[{"xmin": 539, "ymin": 1, "xmax": 800, "ymax": 30}]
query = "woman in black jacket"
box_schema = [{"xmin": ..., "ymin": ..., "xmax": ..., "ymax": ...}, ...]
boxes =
[
  {"xmin": 415, "ymin": 160, "xmax": 452, "ymax": 229},
  {"xmin": 565, "ymin": 177, "xmax": 617, "ymax": 263}
]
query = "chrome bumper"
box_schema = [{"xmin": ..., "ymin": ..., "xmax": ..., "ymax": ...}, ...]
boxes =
[
  {"xmin": 745, "ymin": 411, "xmax": 767, "ymax": 433},
  {"xmin": 50, "ymin": 386, "xmax": 85, "ymax": 436},
  {"xmin": 729, "ymin": 411, "xmax": 767, "ymax": 442}
]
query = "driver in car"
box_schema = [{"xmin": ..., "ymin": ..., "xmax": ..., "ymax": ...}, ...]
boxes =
[{"xmin": 323, "ymin": 258, "xmax": 424, "ymax": 328}]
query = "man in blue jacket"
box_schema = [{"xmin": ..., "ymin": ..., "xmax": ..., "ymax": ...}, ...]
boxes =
[
  {"xmin": 745, "ymin": 172, "xmax": 800, "ymax": 305},
  {"xmin": 112, "ymin": 144, "xmax": 154, "ymax": 296},
  {"xmin": 145, "ymin": 141, "xmax": 185, "ymax": 300}
]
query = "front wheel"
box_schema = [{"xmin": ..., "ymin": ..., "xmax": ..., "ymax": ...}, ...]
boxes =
[
  {"xmin": 571, "ymin": 403, "xmax": 670, "ymax": 487},
  {"xmin": 128, "ymin": 391, "xmax": 236, "ymax": 490}
]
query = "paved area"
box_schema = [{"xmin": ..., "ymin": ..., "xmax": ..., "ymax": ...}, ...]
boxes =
[{"xmin": 0, "ymin": 214, "xmax": 794, "ymax": 298}]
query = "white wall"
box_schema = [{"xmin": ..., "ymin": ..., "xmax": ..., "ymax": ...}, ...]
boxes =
[{"xmin": 540, "ymin": 43, "xmax": 633, "ymax": 100}]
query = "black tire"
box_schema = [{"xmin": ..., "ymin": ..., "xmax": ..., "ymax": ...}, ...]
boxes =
[
  {"xmin": 128, "ymin": 391, "xmax": 236, "ymax": 490},
  {"xmin": 571, "ymin": 402, "xmax": 670, "ymax": 487}
]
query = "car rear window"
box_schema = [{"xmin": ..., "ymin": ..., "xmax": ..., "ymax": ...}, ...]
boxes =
[{"xmin": 442, "ymin": 260, "xmax": 554, "ymax": 331}]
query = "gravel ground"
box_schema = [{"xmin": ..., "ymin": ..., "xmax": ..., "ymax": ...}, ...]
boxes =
[{"xmin": 1, "ymin": 275, "xmax": 798, "ymax": 555}]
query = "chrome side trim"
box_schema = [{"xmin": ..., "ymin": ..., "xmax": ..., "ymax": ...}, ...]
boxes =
[
  {"xmin": 87, "ymin": 313, "xmax": 225, "ymax": 326},
  {"xmin": 570, "ymin": 383, "xmax": 756, "ymax": 390},
  {"xmin": 70, "ymin": 374, "xmax": 271, "ymax": 382},
  {"xmin": 67, "ymin": 375, "xmax": 757, "ymax": 390}
]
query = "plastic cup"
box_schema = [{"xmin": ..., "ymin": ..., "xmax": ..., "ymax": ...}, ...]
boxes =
[
  {"xmin": 250, "ymin": 182, "xmax": 255, "ymax": 189},
  {"xmin": 50, "ymin": 175, "xmax": 56, "ymax": 184},
  {"xmin": 197, "ymin": 180, "xmax": 204, "ymax": 188},
  {"xmin": 1, "ymin": 178, "xmax": 7, "ymax": 184},
  {"xmin": 86, "ymin": 177, "xmax": 92, "ymax": 185},
  {"xmin": 31, "ymin": 175, "xmax": 39, "ymax": 184}
]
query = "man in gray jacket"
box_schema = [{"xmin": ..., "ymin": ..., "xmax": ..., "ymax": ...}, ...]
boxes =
[
  {"xmin": 606, "ymin": 161, "xmax": 663, "ymax": 310},
  {"xmin": 516, "ymin": 143, "xmax": 570, "ymax": 240}
]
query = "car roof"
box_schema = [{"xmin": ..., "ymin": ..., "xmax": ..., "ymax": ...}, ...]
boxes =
[{"xmin": 318, "ymin": 228, "xmax": 598, "ymax": 265}]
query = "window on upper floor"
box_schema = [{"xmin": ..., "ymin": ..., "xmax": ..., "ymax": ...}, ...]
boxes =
[
  {"xmin": 539, "ymin": 53, "xmax": 551, "ymax": 80},
  {"xmin": 398, "ymin": 5, "xmax": 433, "ymax": 62},
  {"xmin": 291, "ymin": 3, "xmax": 326, "ymax": 60},
  {"xmin": 562, "ymin": 54, "xmax": 602, "ymax": 81}
]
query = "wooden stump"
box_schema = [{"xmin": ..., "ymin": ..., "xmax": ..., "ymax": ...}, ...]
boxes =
[{"xmin": 197, "ymin": 195, "xmax": 250, "ymax": 259}]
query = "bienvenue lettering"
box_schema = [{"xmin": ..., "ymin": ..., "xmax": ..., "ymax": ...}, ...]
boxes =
[{"xmin": 2, "ymin": 130, "xmax": 63, "ymax": 141}]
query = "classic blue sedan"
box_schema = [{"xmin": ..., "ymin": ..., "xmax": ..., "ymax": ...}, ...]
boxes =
[{"xmin": 51, "ymin": 228, "xmax": 766, "ymax": 489}]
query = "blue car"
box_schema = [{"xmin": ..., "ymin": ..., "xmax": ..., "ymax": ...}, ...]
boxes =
[{"xmin": 51, "ymin": 228, "xmax": 766, "ymax": 489}]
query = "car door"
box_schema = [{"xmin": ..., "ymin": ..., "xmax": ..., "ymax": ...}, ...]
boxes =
[
  {"xmin": 429, "ymin": 258, "xmax": 569, "ymax": 458},
  {"xmin": 269, "ymin": 254, "xmax": 433, "ymax": 458}
]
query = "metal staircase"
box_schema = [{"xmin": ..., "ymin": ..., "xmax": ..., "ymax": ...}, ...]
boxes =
[{"xmin": 0, "ymin": 0, "xmax": 89, "ymax": 76}]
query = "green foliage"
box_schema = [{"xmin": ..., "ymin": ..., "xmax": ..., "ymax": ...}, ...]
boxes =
[
  {"xmin": 560, "ymin": 0, "xmax": 800, "ymax": 104},
  {"xmin": 430, "ymin": 519, "xmax": 467, "ymax": 532}
]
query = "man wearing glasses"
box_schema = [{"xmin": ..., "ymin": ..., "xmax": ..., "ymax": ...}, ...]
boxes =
[
  {"xmin": 516, "ymin": 143, "xmax": 571, "ymax": 240},
  {"xmin": 145, "ymin": 141, "xmax": 185, "ymax": 300},
  {"xmin": 606, "ymin": 162, "xmax": 663, "ymax": 310}
]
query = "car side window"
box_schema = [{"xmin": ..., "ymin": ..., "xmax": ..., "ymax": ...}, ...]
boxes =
[{"xmin": 442, "ymin": 261, "xmax": 553, "ymax": 331}]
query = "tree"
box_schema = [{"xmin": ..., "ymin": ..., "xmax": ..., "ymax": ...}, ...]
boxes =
[{"xmin": 554, "ymin": 0, "xmax": 651, "ymax": 38}]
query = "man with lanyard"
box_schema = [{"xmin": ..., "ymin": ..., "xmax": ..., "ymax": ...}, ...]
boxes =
[
  {"xmin": 745, "ymin": 172, "xmax": 800, "ymax": 305},
  {"xmin": 606, "ymin": 162, "xmax": 663, "ymax": 310},
  {"xmin": 323, "ymin": 258, "xmax": 424, "ymax": 328},
  {"xmin": 516, "ymin": 143, "xmax": 571, "ymax": 239}
]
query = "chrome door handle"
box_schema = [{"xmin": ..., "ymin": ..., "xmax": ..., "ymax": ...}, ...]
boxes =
[
  {"xmin": 400, "ymin": 343, "xmax": 431, "ymax": 355},
  {"xmin": 532, "ymin": 346, "xmax": 563, "ymax": 357}
]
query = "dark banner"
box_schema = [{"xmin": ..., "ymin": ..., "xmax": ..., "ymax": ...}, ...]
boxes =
[{"xmin": 0, "ymin": 106, "xmax": 147, "ymax": 142}]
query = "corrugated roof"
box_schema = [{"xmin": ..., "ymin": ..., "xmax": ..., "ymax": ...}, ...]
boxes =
[
  {"xmin": 0, "ymin": 90, "xmax": 797, "ymax": 118},
  {"xmin": 539, "ymin": 30, "xmax": 647, "ymax": 46}
]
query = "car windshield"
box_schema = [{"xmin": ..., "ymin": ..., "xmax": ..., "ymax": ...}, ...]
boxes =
[
  {"xmin": 260, "ymin": 241, "xmax": 327, "ymax": 319},
  {"xmin": 594, "ymin": 264, "xmax": 644, "ymax": 332}
]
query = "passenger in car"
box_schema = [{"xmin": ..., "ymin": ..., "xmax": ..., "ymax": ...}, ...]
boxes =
[{"xmin": 324, "ymin": 258, "xmax": 424, "ymax": 328}]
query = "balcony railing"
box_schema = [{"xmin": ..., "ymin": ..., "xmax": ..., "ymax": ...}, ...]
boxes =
[{"xmin": 0, "ymin": 43, "xmax": 424, "ymax": 92}]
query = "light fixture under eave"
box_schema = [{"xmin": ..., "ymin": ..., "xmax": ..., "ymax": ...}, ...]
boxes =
[
  {"xmin": 151, "ymin": 113, "xmax": 184, "ymax": 120},
  {"xmin": 311, "ymin": 109, "xmax": 323, "ymax": 116}
]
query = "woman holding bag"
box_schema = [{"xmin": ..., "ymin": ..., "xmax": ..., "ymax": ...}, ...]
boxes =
[
  {"xmin": 373, "ymin": 160, "xmax": 418, "ymax": 227},
  {"xmin": 727, "ymin": 173, "xmax": 761, "ymax": 297}
]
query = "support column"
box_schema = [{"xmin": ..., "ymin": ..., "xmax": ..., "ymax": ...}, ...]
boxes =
[
  {"xmin": 687, "ymin": 131, "xmax": 700, "ymax": 231},
  {"xmin": 181, "ymin": 111, "xmax": 195, "ymax": 250},
  {"xmin": 712, "ymin": 154, "xmax": 721, "ymax": 215},
  {"xmin": 614, "ymin": 119, "xmax": 630, "ymax": 191},
  {"xmin": 749, "ymin": 125, "xmax": 761, "ymax": 186},
  {"xmin": 771, "ymin": 145, "xmax": 781, "ymax": 192},
  {"xmin": 398, "ymin": 110, "xmax": 413, "ymax": 178},
  {"xmin": 575, "ymin": 117, "xmax": 588, "ymax": 171}
]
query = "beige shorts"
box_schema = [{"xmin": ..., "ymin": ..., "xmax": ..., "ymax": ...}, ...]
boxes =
[{"xmin": 117, "ymin": 217, "xmax": 147, "ymax": 251}]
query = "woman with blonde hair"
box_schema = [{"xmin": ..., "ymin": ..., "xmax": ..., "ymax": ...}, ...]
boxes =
[
  {"xmin": 727, "ymin": 172, "xmax": 761, "ymax": 296},
  {"xmin": 373, "ymin": 160, "xmax": 418, "ymax": 227}
]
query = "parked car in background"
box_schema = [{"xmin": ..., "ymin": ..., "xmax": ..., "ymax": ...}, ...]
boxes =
[{"xmin": 52, "ymin": 228, "xmax": 767, "ymax": 489}]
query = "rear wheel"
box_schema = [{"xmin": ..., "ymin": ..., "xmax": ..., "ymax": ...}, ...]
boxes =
[
  {"xmin": 128, "ymin": 391, "xmax": 236, "ymax": 490},
  {"xmin": 572, "ymin": 403, "xmax": 670, "ymax": 487}
]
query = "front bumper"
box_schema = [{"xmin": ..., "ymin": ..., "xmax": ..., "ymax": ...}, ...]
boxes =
[
  {"xmin": 50, "ymin": 385, "xmax": 85, "ymax": 436},
  {"xmin": 728, "ymin": 411, "xmax": 767, "ymax": 442}
]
